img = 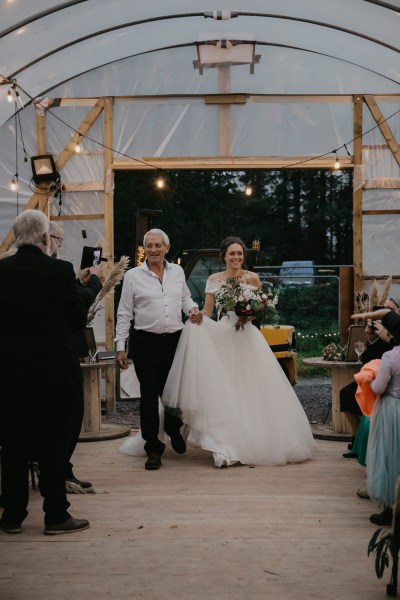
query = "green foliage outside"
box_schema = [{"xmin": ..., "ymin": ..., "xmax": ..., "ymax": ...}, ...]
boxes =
[{"xmin": 275, "ymin": 284, "xmax": 338, "ymax": 379}]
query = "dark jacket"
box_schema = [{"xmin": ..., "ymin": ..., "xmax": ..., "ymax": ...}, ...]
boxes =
[
  {"xmin": 74, "ymin": 274, "xmax": 102, "ymax": 359},
  {"xmin": 0, "ymin": 245, "xmax": 87, "ymax": 388},
  {"xmin": 361, "ymin": 337, "xmax": 391, "ymax": 364}
]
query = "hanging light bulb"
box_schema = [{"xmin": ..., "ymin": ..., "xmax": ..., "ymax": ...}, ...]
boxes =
[
  {"xmin": 334, "ymin": 155, "xmax": 341, "ymax": 170},
  {"xmin": 10, "ymin": 174, "xmax": 18, "ymax": 191},
  {"xmin": 7, "ymin": 88, "xmax": 13, "ymax": 102},
  {"xmin": 156, "ymin": 177, "xmax": 165, "ymax": 189},
  {"xmin": 75, "ymin": 140, "xmax": 81, "ymax": 153},
  {"xmin": 245, "ymin": 185, "xmax": 253, "ymax": 197}
]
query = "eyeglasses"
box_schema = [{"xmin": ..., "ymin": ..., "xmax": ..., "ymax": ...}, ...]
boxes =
[{"xmin": 50, "ymin": 235, "xmax": 63, "ymax": 244}]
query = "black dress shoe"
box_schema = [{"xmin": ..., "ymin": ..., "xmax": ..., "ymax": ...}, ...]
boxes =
[
  {"xmin": 343, "ymin": 451, "xmax": 358, "ymax": 458},
  {"xmin": 370, "ymin": 507, "xmax": 393, "ymax": 526},
  {"xmin": 145, "ymin": 453, "xmax": 162, "ymax": 470},
  {"xmin": 0, "ymin": 518, "xmax": 22, "ymax": 534},
  {"xmin": 170, "ymin": 433, "xmax": 187, "ymax": 454}
]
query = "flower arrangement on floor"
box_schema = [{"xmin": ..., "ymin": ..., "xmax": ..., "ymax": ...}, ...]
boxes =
[
  {"xmin": 86, "ymin": 255, "xmax": 130, "ymax": 326},
  {"xmin": 214, "ymin": 277, "xmax": 279, "ymax": 331}
]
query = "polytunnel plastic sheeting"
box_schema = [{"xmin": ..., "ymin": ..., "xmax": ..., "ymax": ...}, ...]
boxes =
[
  {"xmin": 363, "ymin": 200, "xmax": 400, "ymax": 280},
  {"xmin": 46, "ymin": 47, "xmax": 400, "ymax": 102},
  {"xmin": 1, "ymin": 0, "xmax": 400, "ymax": 129}
]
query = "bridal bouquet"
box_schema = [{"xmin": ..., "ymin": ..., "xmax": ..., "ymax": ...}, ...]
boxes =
[{"xmin": 214, "ymin": 277, "xmax": 279, "ymax": 331}]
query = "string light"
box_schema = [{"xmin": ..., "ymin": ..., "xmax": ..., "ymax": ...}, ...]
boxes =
[
  {"xmin": 245, "ymin": 185, "xmax": 252, "ymax": 196},
  {"xmin": 10, "ymin": 174, "xmax": 18, "ymax": 191},
  {"xmin": 75, "ymin": 141, "xmax": 81, "ymax": 153},
  {"xmin": 7, "ymin": 80, "xmax": 19, "ymax": 103},
  {"xmin": 334, "ymin": 154, "xmax": 341, "ymax": 170},
  {"xmin": 156, "ymin": 176, "xmax": 165, "ymax": 189}
]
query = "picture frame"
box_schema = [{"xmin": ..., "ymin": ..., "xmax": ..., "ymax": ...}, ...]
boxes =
[
  {"xmin": 345, "ymin": 324, "xmax": 368, "ymax": 362},
  {"xmin": 84, "ymin": 327, "xmax": 97, "ymax": 353}
]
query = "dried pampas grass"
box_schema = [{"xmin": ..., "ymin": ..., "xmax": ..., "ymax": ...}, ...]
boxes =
[{"xmin": 86, "ymin": 255, "xmax": 130, "ymax": 326}]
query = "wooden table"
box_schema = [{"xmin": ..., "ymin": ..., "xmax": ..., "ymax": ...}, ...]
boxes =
[
  {"xmin": 80, "ymin": 361, "xmax": 130, "ymax": 441},
  {"xmin": 302, "ymin": 357, "xmax": 360, "ymax": 434}
]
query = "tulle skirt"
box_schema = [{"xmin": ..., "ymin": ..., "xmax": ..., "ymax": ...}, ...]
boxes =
[
  {"xmin": 162, "ymin": 314, "xmax": 315, "ymax": 467},
  {"xmin": 367, "ymin": 394, "xmax": 400, "ymax": 506}
]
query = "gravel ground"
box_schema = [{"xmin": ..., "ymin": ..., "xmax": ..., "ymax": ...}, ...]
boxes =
[{"xmin": 102, "ymin": 376, "xmax": 333, "ymax": 429}]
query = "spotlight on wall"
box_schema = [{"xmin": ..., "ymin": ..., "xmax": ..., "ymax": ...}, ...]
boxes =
[{"xmin": 31, "ymin": 154, "xmax": 60, "ymax": 184}]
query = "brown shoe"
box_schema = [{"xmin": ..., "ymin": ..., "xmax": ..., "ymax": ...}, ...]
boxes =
[{"xmin": 44, "ymin": 517, "xmax": 90, "ymax": 535}]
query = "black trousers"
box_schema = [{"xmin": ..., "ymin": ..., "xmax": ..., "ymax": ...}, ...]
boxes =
[
  {"xmin": 339, "ymin": 381, "xmax": 362, "ymax": 416},
  {"xmin": 65, "ymin": 384, "xmax": 84, "ymax": 479},
  {"xmin": 129, "ymin": 328, "xmax": 183, "ymax": 455},
  {"xmin": 0, "ymin": 385, "xmax": 77, "ymax": 526}
]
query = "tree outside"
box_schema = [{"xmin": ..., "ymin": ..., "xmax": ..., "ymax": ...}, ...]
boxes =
[{"xmin": 114, "ymin": 169, "xmax": 353, "ymax": 267}]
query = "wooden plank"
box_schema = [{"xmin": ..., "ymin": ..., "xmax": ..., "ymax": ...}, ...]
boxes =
[
  {"xmin": 112, "ymin": 156, "xmax": 353, "ymax": 170},
  {"xmin": 353, "ymin": 95, "xmax": 363, "ymax": 302},
  {"xmin": 61, "ymin": 181, "xmax": 104, "ymax": 192},
  {"xmin": 50, "ymin": 214, "xmax": 104, "ymax": 221},
  {"xmin": 364, "ymin": 94, "xmax": 400, "ymax": 169},
  {"xmin": 55, "ymin": 98, "xmax": 105, "ymax": 171},
  {"xmin": 363, "ymin": 209, "xmax": 400, "ymax": 215},
  {"xmin": 103, "ymin": 97, "xmax": 116, "ymax": 413}
]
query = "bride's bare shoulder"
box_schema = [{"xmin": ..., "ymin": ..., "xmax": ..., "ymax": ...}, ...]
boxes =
[
  {"xmin": 208, "ymin": 271, "xmax": 225, "ymax": 282},
  {"xmin": 246, "ymin": 271, "xmax": 261, "ymax": 287}
]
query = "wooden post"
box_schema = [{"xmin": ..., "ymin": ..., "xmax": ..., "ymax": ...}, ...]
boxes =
[
  {"xmin": 36, "ymin": 106, "xmax": 51, "ymax": 215},
  {"xmin": 218, "ymin": 65, "xmax": 232, "ymax": 156},
  {"xmin": 103, "ymin": 97, "xmax": 116, "ymax": 413},
  {"xmin": 353, "ymin": 95, "xmax": 363, "ymax": 303},
  {"xmin": 339, "ymin": 266, "xmax": 354, "ymax": 345}
]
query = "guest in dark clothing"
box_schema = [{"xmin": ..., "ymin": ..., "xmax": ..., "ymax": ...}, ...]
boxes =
[
  {"xmin": 0, "ymin": 209, "xmax": 90, "ymax": 535},
  {"xmin": 48, "ymin": 222, "xmax": 104, "ymax": 491},
  {"xmin": 340, "ymin": 333, "xmax": 391, "ymax": 449}
]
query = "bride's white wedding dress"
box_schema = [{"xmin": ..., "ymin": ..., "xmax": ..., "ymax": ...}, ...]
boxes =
[{"xmin": 162, "ymin": 281, "xmax": 315, "ymax": 467}]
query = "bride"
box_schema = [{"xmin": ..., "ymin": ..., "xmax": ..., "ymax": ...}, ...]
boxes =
[{"xmin": 161, "ymin": 236, "xmax": 315, "ymax": 467}]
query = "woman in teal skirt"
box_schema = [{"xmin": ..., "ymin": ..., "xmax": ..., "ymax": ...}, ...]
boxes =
[{"xmin": 353, "ymin": 309, "xmax": 400, "ymax": 526}]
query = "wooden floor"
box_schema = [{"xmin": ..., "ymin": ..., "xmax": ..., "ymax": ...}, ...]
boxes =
[{"xmin": 0, "ymin": 435, "xmax": 390, "ymax": 600}]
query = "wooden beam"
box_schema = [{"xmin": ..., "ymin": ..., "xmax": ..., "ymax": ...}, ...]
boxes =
[
  {"xmin": 364, "ymin": 95, "xmax": 400, "ymax": 169},
  {"xmin": 55, "ymin": 98, "xmax": 106, "ymax": 172},
  {"xmin": 112, "ymin": 156, "xmax": 353, "ymax": 170},
  {"xmin": 103, "ymin": 97, "xmax": 116, "ymax": 411},
  {"xmin": 61, "ymin": 181, "xmax": 104, "ymax": 192},
  {"xmin": 363, "ymin": 209, "xmax": 400, "ymax": 215},
  {"xmin": 50, "ymin": 214, "xmax": 104, "ymax": 221},
  {"xmin": 353, "ymin": 95, "xmax": 363, "ymax": 301}
]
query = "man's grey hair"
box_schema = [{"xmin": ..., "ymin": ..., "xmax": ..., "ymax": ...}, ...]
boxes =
[
  {"xmin": 13, "ymin": 209, "xmax": 49, "ymax": 248},
  {"xmin": 49, "ymin": 221, "xmax": 64, "ymax": 238},
  {"xmin": 143, "ymin": 228, "xmax": 170, "ymax": 247}
]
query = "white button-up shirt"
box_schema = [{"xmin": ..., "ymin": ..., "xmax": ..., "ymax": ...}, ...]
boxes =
[{"xmin": 115, "ymin": 260, "xmax": 197, "ymax": 351}]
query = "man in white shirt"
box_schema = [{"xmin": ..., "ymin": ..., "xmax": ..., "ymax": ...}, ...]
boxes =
[{"xmin": 115, "ymin": 229, "xmax": 202, "ymax": 470}]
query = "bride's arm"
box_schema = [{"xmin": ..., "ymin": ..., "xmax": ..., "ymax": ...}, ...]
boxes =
[{"xmin": 201, "ymin": 292, "xmax": 216, "ymax": 317}]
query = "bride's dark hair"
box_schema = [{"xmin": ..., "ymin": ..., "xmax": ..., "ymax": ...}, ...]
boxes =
[{"xmin": 219, "ymin": 236, "xmax": 247, "ymax": 265}]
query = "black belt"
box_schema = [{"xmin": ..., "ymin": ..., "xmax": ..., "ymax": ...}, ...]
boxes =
[{"xmin": 135, "ymin": 329, "xmax": 182, "ymax": 338}]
